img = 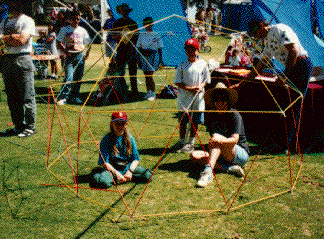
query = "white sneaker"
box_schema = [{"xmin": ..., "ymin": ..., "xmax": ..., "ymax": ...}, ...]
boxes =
[
  {"xmin": 147, "ymin": 91, "xmax": 156, "ymax": 101},
  {"xmin": 196, "ymin": 168, "xmax": 213, "ymax": 188},
  {"xmin": 145, "ymin": 90, "xmax": 152, "ymax": 100},
  {"xmin": 180, "ymin": 143, "xmax": 194, "ymax": 153},
  {"xmin": 57, "ymin": 99, "xmax": 67, "ymax": 106},
  {"xmin": 227, "ymin": 165, "xmax": 245, "ymax": 178}
]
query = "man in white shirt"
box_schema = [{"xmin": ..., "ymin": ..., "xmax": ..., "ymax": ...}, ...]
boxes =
[
  {"xmin": 247, "ymin": 18, "xmax": 313, "ymax": 96},
  {"xmin": 56, "ymin": 9, "xmax": 91, "ymax": 106},
  {"xmin": 247, "ymin": 18, "xmax": 313, "ymax": 153},
  {"xmin": 0, "ymin": 0, "xmax": 37, "ymax": 137}
]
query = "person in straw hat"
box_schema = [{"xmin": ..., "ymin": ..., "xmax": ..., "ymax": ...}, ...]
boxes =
[
  {"xmin": 193, "ymin": 82, "xmax": 250, "ymax": 188},
  {"xmin": 112, "ymin": 3, "xmax": 139, "ymax": 99}
]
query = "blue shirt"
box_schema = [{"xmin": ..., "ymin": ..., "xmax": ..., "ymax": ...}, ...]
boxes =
[{"xmin": 98, "ymin": 133, "xmax": 140, "ymax": 174}]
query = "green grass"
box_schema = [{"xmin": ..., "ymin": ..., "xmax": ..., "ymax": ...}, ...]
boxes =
[{"xmin": 1, "ymin": 36, "xmax": 324, "ymax": 238}]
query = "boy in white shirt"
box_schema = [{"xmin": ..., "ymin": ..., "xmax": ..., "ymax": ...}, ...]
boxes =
[{"xmin": 174, "ymin": 38, "xmax": 211, "ymax": 153}]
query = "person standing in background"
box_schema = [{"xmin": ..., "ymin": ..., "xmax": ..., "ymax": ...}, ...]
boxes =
[{"xmin": 0, "ymin": 0, "xmax": 37, "ymax": 137}]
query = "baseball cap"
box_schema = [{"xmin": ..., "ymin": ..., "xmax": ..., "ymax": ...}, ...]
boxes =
[
  {"xmin": 184, "ymin": 38, "xmax": 199, "ymax": 50},
  {"xmin": 111, "ymin": 112, "xmax": 128, "ymax": 122}
]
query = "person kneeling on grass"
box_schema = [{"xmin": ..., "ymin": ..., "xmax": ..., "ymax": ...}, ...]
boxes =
[
  {"xmin": 90, "ymin": 112, "xmax": 153, "ymax": 188},
  {"xmin": 192, "ymin": 83, "xmax": 250, "ymax": 188}
]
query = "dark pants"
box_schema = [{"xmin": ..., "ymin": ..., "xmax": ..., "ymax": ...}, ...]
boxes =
[
  {"xmin": 285, "ymin": 57, "xmax": 313, "ymax": 151},
  {"xmin": 1, "ymin": 54, "xmax": 36, "ymax": 131},
  {"xmin": 115, "ymin": 48, "xmax": 138, "ymax": 94}
]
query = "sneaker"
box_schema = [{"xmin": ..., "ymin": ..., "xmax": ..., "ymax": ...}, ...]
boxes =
[
  {"xmin": 196, "ymin": 168, "xmax": 213, "ymax": 188},
  {"xmin": 145, "ymin": 90, "xmax": 152, "ymax": 100},
  {"xmin": 227, "ymin": 165, "xmax": 245, "ymax": 178},
  {"xmin": 180, "ymin": 143, "xmax": 194, "ymax": 153},
  {"xmin": 173, "ymin": 140, "xmax": 185, "ymax": 153},
  {"xmin": 0, "ymin": 128, "xmax": 20, "ymax": 137},
  {"xmin": 147, "ymin": 91, "xmax": 156, "ymax": 101},
  {"xmin": 57, "ymin": 99, "xmax": 67, "ymax": 106},
  {"xmin": 17, "ymin": 129, "xmax": 36, "ymax": 138}
]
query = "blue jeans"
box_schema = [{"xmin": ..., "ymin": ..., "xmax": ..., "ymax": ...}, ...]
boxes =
[
  {"xmin": 232, "ymin": 145, "xmax": 249, "ymax": 167},
  {"xmin": 59, "ymin": 53, "xmax": 85, "ymax": 101},
  {"xmin": 90, "ymin": 166, "xmax": 153, "ymax": 188}
]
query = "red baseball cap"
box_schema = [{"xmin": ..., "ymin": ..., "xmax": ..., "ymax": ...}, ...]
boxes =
[
  {"xmin": 184, "ymin": 38, "xmax": 199, "ymax": 50},
  {"xmin": 111, "ymin": 112, "xmax": 128, "ymax": 122}
]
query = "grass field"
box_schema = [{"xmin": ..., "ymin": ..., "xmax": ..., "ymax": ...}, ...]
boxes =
[{"xmin": 1, "ymin": 35, "xmax": 324, "ymax": 238}]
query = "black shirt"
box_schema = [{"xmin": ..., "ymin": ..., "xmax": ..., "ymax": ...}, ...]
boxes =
[
  {"xmin": 112, "ymin": 16, "xmax": 138, "ymax": 52},
  {"xmin": 205, "ymin": 109, "xmax": 250, "ymax": 154}
]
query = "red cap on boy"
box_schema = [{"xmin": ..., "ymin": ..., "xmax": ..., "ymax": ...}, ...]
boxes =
[
  {"xmin": 111, "ymin": 112, "xmax": 128, "ymax": 122},
  {"xmin": 184, "ymin": 38, "xmax": 200, "ymax": 50}
]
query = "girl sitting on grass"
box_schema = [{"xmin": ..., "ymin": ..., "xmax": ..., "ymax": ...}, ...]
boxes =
[{"xmin": 90, "ymin": 112, "xmax": 153, "ymax": 188}]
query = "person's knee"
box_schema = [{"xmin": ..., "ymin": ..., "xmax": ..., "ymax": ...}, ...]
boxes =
[{"xmin": 90, "ymin": 168, "xmax": 114, "ymax": 188}]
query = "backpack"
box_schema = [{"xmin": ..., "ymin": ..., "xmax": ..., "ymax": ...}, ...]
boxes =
[{"xmin": 159, "ymin": 85, "xmax": 177, "ymax": 99}]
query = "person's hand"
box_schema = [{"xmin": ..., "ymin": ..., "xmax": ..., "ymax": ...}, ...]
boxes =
[
  {"xmin": 209, "ymin": 134, "xmax": 223, "ymax": 148},
  {"xmin": 275, "ymin": 75, "xmax": 286, "ymax": 87},
  {"xmin": 116, "ymin": 172, "xmax": 127, "ymax": 183},
  {"xmin": 158, "ymin": 60, "xmax": 164, "ymax": 69},
  {"xmin": 123, "ymin": 170, "xmax": 133, "ymax": 182},
  {"xmin": 188, "ymin": 86, "xmax": 201, "ymax": 94}
]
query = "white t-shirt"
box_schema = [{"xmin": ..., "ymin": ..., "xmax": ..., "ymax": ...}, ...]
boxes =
[
  {"xmin": 174, "ymin": 59, "xmax": 211, "ymax": 111},
  {"xmin": 57, "ymin": 25, "xmax": 91, "ymax": 53},
  {"xmin": 136, "ymin": 31, "xmax": 163, "ymax": 51},
  {"xmin": 262, "ymin": 23, "xmax": 308, "ymax": 66},
  {"xmin": 0, "ymin": 14, "xmax": 35, "ymax": 54}
]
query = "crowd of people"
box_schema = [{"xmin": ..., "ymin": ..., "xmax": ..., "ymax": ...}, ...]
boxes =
[{"xmin": 0, "ymin": 2, "xmax": 313, "ymax": 189}]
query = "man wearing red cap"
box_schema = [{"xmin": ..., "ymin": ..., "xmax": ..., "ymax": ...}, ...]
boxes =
[{"xmin": 173, "ymin": 38, "xmax": 211, "ymax": 153}]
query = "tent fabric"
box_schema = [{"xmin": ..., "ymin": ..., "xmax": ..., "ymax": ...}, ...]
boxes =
[
  {"xmin": 106, "ymin": 0, "xmax": 192, "ymax": 67},
  {"xmin": 253, "ymin": 0, "xmax": 324, "ymax": 68},
  {"xmin": 314, "ymin": 0, "xmax": 324, "ymax": 40}
]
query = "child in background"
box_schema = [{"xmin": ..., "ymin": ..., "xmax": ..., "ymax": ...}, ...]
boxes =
[
  {"xmin": 224, "ymin": 45, "xmax": 233, "ymax": 65},
  {"xmin": 174, "ymin": 38, "xmax": 211, "ymax": 153},
  {"xmin": 228, "ymin": 49, "xmax": 241, "ymax": 67},
  {"xmin": 240, "ymin": 49, "xmax": 252, "ymax": 68},
  {"xmin": 136, "ymin": 17, "xmax": 164, "ymax": 101},
  {"xmin": 90, "ymin": 112, "xmax": 153, "ymax": 188},
  {"xmin": 46, "ymin": 21, "xmax": 58, "ymax": 79},
  {"xmin": 197, "ymin": 26, "xmax": 209, "ymax": 51}
]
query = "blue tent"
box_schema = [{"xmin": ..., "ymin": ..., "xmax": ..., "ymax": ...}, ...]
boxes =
[
  {"xmin": 252, "ymin": 0, "xmax": 324, "ymax": 68},
  {"xmin": 106, "ymin": 0, "xmax": 192, "ymax": 67}
]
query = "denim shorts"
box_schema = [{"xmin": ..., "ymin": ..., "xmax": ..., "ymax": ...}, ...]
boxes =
[
  {"xmin": 233, "ymin": 145, "xmax": 249, "ymax": 167},
  {"xmin": 177, "ymin": 111, "xmax": 204, "ymax": 125}
]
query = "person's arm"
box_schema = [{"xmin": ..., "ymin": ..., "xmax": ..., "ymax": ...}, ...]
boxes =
[
  {"xmin": 209, "ymin": 133, "xmax": 239, "ymax": 148},
  {"xmin": 2, "ymin": 32, "xmax": 30, "ymax": 46},
  {"xmin": 57, "ymin": 40, "xmax": 70, "ymax": 57},
  {"xmin": 175, "ymin": 82, "xmax": 200, "ymax": 95},
  {"xmin": 123, "ymin": 160, "xmax": 139, "ymax": 181},
  {"xmin": 123, "ymin": 136, "xmax": 140, "ymax": 181},
  {"xmin": 158, "ymin": 48, "xmax": 163, "ymax": 66},
  {"xmin": 46, "ymin": 35, "xmax": 55, "ymax": 44},
  {"xmin": 284, "ymin": 43, "xmax": 298, "ymax": 75},
  {"xmin": 102, "ymin": 162, "xmax": 127, "ymax": 183}
]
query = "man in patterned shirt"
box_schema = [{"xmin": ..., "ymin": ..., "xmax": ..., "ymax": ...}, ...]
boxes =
[
  {"xmin": 247, "ymin": 18, "xmax": 313, "ymax": 95},
  {"xmin": 247, "ymin": 18, "xmax": 313, "ymax": 153}
]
